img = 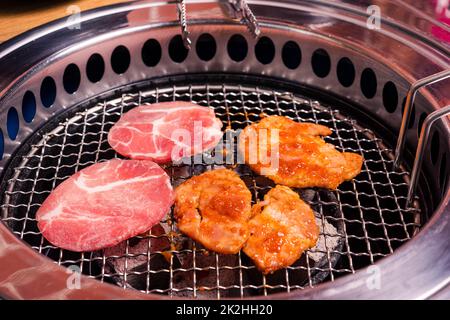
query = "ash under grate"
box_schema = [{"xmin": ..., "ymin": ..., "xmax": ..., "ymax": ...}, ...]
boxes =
[{"xmin": 1, "ymin": 83, "xmax": 421, "ymax": 298}]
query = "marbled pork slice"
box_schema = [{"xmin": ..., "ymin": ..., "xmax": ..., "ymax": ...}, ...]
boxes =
[
  {"xmin": 108, "ymin": 101, "xmax": 223, "ymax": 163},
  {"xmin": 36, "ymin": 159, "xmax": 174, "ymax": 252}
]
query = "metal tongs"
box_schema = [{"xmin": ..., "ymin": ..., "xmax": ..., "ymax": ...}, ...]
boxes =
[
  {"xmin": 221, "ymin": 0, "xmax": 261, "ymax": 38},
  {"xmin": 176, "ymin": 0, "xmax": 191, "ymax": 49},
  {"xmin": 176, "ymin": 0, "xmax": 261, "ymax": 50}
]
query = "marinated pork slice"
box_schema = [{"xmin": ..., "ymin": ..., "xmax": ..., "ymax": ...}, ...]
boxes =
[
  {"xmin": 243, "ymin": 185, "xmax": 319, "ymax": 274},
  {"xmin": 108, "ymin": 101, "xmax": 223, "ymax": 163},
  {"xmin": 174, "ymin": 169, "xmax": 252, "ymax": 254},
  {"xmin": 36, "ymin": 159, "xmax": 174, "ymax": 252},
  {"xmin": 238, "ymin": 115, "xmax": 363, "ymax": 189}
]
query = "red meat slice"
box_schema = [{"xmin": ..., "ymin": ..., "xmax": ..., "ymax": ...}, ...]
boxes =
[
  {"xmin": 36, "ymin": 159, "xmax": 174, "ymax": 252},
  {"xmin": 107, "ymin": 101, "xmax": 223, "ymax": 163}
]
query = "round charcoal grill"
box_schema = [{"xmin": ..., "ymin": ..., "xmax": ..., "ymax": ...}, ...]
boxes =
[{"xmin": 0, "ymin": 0, "xmax": 449, "ymax": 299}]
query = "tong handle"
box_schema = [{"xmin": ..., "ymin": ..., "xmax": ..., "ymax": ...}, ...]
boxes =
[
  {"xmin": 176, "ymin": 0, "xmax": 191, "ymax": 50},
  {"xmin": 227, "ymin": 0, "xmax": 261, "ymax": 38},
  {"xmin": 174, "ymin": 0, "xmax": 261, "ymax": 50}
]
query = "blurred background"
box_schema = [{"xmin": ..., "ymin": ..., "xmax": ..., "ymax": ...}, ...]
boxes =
[
  {"xmin": 0, "ymin": 0, "xmax": 129, "ymax": 42},
  {"xmin": 0, "ymin": 0, "xmax": 449, "ymax": 42}
]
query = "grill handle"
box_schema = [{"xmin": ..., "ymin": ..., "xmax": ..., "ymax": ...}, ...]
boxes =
[
  {"xmin": 407, "ymin": 105, "xmax": 450, "ymax": 206},
  {"xmin": 393, "ymin": 69, "xmax": 450, "ymax": 169}
]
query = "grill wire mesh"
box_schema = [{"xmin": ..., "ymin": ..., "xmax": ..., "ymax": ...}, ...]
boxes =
[{"xmin": 1, "ymin": 83, "xmax": 422, "ymax": 298}]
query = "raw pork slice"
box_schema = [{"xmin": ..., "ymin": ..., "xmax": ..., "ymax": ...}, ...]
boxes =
[
  {"xmin": 36, "ymin": 159, "xmax": 174, "ymax": 252},
  {"xmin": 108, "ymin": 101, "xmax": 223, "ymax": 163}
]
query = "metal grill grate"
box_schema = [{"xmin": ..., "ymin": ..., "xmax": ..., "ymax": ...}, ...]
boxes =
[{"xmin": 1, "ymin": 83, "xmax": 422, "ymax": 298}]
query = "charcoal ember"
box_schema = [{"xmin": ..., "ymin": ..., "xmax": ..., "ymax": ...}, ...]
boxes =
[
  {"xmin": 298, "ymin": 188, "xmax": 316, "ymax": 202},
  {"xmin": 172, "ymin": 248, "xmax": 244, "ymax": 298},
  {"xmin": 301, "ymin": 189, "xmax": 345, "ymax": 284},
  {"xmin": 97, "ymin": 223, "xmax": 173, "ymax": 291},
  {"xmin": 97, "ymin": 223, "xmax": 244, "ymax": 297}
]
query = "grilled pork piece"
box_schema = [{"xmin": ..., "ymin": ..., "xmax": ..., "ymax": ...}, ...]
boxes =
[
  {"xmin": 243, "ymin": 185, "xmax": 319, "ymax": 274},
  {"xmin": 238, "ymin": 115, "xmax": 363, "ymax": 189},
  {"xmin": 174, "ymin": 169, "xmax": 252, "ymax": 254}
]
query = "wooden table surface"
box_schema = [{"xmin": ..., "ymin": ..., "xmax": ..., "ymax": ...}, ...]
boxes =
[{"xmin": 0, "ymin": 0, "xmax": 131, "ymax": 42}]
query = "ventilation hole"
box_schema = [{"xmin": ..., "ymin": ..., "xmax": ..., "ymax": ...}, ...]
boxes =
[
  {"xmin": 40, "ymin": 76, "xmax": 56, "ymax": 108},
  {"xmin": 336, "ymin": 57, "xmax": 355, "ymax": 87},
  {"xmin": 169, "ymin": 35, "xmax": 189, "ymax": 63},
  {"xmin": 86, "ymin": 53, "xmax": 105, "ymax": 83},
  {"xmin": 7, "ymin": 107, "xmax": 19, "ymax": 140},
  {"xmin": 142, "ymin": 39, "xmax": 162, "ymax": 67},
  {"xmin": 227, "ymin": 34, "xmax": 248, "ymax": 62},
  {"xmin": 360, "ymin": 68, "xmax": 377, "ymax": 99},
  {"xmin": 63, "ymin": 63, "xmax": 81, "ymax": 94},
  {"xmin": 0, "ymin": 129, "xmax": 3, "ymax": 160},
  {"xmin": 431, "ymin": 131, "xmax": 440, "ymax": 165},
  {"xmin": 417, "ymin": 112, "xmax": 428, "ymax": 137},
  {"xmin": 311, "ymin": 49, "xmax": 331, "ymax": 78},
  {"xmin": 401, "ymin": 97, "xmax": 416, "ymax": 129},
  {"xmin": 22, "ymin": 91, "xmax": 36, "ymax": 123},
  {"xmin": 196, "ymin": 33, "xmax": 216, "ymax": 62},
  {"xmin": 282, "ymin": 41, "xmax": 301, "ymax": 69},
  {"xmin": 255, "ymin": 36, "xmax": 275, "ymax": 65},
  {"xmin": 440, "ymin": 153, "xmax": 447, "ymax": 193},
  {"xmin": 382, "ymin": 81, "xmax": 398, "ymax": 113},
  {"xmin": 111, "ymin": 45, "xmax": 131, "ymax": 74}
]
